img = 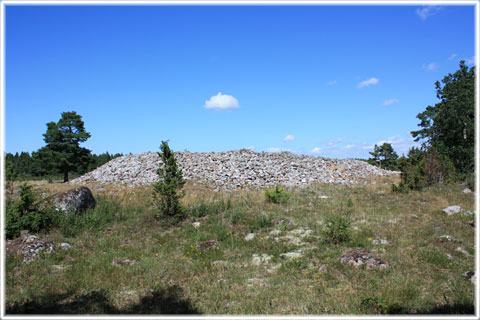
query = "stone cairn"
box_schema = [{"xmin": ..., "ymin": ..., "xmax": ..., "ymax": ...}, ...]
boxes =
[{"xmin": 70, "ymin": 149, "xmax": 399, "ymax": 191}]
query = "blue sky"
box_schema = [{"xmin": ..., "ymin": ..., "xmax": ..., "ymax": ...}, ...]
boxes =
[{"xmin": 5, "ymin": 4, "xmax": 476, "ymax": 158}]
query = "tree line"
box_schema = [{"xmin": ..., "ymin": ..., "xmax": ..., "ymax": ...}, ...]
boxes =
[
  {"xmin": 367, "ymin": 61, "xmax": 475, "ymax": 192},
  {"xmin": 6, "ymin": 111, "xmax": 123, "ymax": 182},
  {"xmin": 5, "ymin": 151, "xmax": 123, "ymax": 181}
]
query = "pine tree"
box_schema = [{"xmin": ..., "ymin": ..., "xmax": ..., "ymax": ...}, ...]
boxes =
[
  {"xmin": 368, "ymin": 143, "xmax": 398, "ymax": 170},
  {"xmin": 37, "ymin": 111, "xmax": 91, "ymax": 182},
  {"xmin": 411, "ymin": 60, "xmax": 475, "ymax": 176},
  {"xmin": 152, "ymin": 141, "xmax": 186, "ymax": 221}
]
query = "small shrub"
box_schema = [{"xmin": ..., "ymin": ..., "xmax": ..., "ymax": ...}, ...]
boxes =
[
  {"xmin": 5, "ymin": 183, "xmax": 53, "ymax": 239},
  {"xmin": 391, "ymin": 182, "xmax": 410, "ymax": 193},
  {"xmin": 190, "ymin": 203, "xmax": 209, "ymax": 218},
  {"xmin": 465, "ymin": 172, "xmax": 475, "ymax": 191},
  {"xmin": 264, "ymin": 185, "xmax": 290, "ymax": 204},
  {"xmin": 152, "ymin": 141, "xmax": 186, "ymax": 222},
  {"xmin": 344, "ymin": 198, "xmax": 354, "ymax": 215},
  {"xmin": 228, "ymin": 208, "xmax": 246, "ymax": 225},
  {"xmin": 323, "ymin": 215, "xmax": 352, "ymax": 244}
]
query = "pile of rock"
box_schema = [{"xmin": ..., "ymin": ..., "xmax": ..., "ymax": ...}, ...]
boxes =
[
  {"xmin": 6, "ymin": 231, "xmax": 72, "ymax": 264},
  {"xmin": 340, "ymin": 249, "xmax": 389, "ymax": 269},
  {"xmin": 71, "ymin": 149, "xmax": 399, "ymax": 191}
]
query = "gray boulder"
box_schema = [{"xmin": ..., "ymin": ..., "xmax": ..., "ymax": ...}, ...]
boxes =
[{"xmin": 53, "ymin": 187, "xmax": 96, "ymax": 215}]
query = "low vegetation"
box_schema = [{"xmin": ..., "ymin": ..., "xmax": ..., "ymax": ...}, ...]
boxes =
[
  {"xmin": 5, "ymin": 176, "xmax": 475, "ymax": 315},
  {"xmin": 264, "ymin": 184, "xmax": 290, "ymax": 204}
]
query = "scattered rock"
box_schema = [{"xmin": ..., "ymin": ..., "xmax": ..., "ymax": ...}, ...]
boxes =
[
  {"xmin": 438, "ymin": 235, "xmax": 454, "ymax": 241},
  {"xmin": 371, "ymin": 239, "xmax": 389, "ymax": 245},
  {"xmin": 51, "ymin": 264, "xmax": 70, "ymax": 272},
  {"xmin": 266, "ymin": 263, "xmax": 282, "ymax": 273},
  {"xmin": 244, "ymin": 233, "xmax": 256, "ymax": 241},
  {"xmin": 340, "ymin": 249, "xmax": 388, "ymax": 270},
  {"xmin": 462, "ymin": 271, "xmax": 476, "ymax": 284},
  {"xmin": 113, "ymin": 258, "xmax": 136, "ymax": 266},
  {"xmin": 247, "ymin": 278, "xmax": 269, "ymax": 287},
  {"xmin": 319, "ymin": 195, "xmax": 329, "ymax": 199},
  {"xmin": 274, "ymin": 235, "xmax": 303, "ymax": 246},
  {"xmin": 21, "ymin": 231, "xmax": 40, "ymax": 244},
  {"xmin": 289, "ymin": 228, "xmax": 313, "ymax": 238},
  {"xmin": 462, "ymin": 188, "xmax": 473, "ymax": 194},
  {"xmin": 197, "ymin": 240, "xmax": 217, "ymax": 251},
  {"xmin": 317, "ymin": 264, "xmax": 328, "ymax": 273},
  {"xmin": 251, "ymin": 253, "xmax": 272, "ymax": 266},
  {"xmin": 455, "ymin": 247, "xmax": 471, "ymax": 257},
  {"xmin": 59, "ymin": 243, "xmax": 72, "ymax": 251},
  {"xmin": 464, "ymin": 211, "xmax": 474, "ymax": 216},
  {"xmin": 212, "ymin": 260, "xmax": 228, "ymax": 267},
  {"xmin": 192, "ymin": 222, "xmax": 201, "ymax": 228},
  {"xmin": 269, "ymin": 230, "xmax": 282, "ymax": 236},
  {"xmin": 273, "ymin": 218, "xmax": 294, "ymax": 228},
  {"xmin": 281, "ymin": 251, "xmax": 303, "ymax": 260},
  {"xmin": 446, "ymin": 254, "xmax": 453, "ymax": 260},
  {"xmin": 442, "ymin": 206, "xmax": 462, "ymax": 216},
  {"xmin": 21, "ymin": 237, "xmax": 55, "ymax": 263},
  {"xmin": 52, "ymin": 187, "xmax": 96, "ymax": 215}
]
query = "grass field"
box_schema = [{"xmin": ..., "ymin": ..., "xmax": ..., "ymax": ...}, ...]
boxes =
[{"xmin": 4, "ymin": 177, "xmax": 476, "ymax": 315}]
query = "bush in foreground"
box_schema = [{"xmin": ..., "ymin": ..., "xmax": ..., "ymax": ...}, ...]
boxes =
[
  {"xmin": 152, "ymin": 141, "xmax": 186, "ymax": 222},
  {"xmin": 323, "ymin": 215, "xmax": 352, "ymax": 244},
  {"xmin": 6, "ymin": 183, "xmax": 54, "ymax": 239}
]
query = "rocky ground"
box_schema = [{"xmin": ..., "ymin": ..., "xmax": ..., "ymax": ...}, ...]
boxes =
[{"xmin": 71, "ymin": 149, "xmax": 398, "ymax": 191}]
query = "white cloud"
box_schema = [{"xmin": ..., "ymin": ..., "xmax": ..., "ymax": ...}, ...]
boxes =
[
  {"xmin": 344, "ymin": 144, "xmax": 356, "ymax": 149},
  {"xmin": 465, "ymin": 56, "xmax": 476, "ymax": 65},
  {"xmin": 357, "ymin": 78, "xmax": 379, "ymax": 88},
  {"xmin": 327, "ymin": 80, "xmax": 337, "ymax": 85},
  {"xmin": 204, "ymin": 92, "xmax": 239, "ymax": 110},
  {"xmin": 326, "ymin": 138, "xmax": 343, "ymax": 148},
  {"xmin": 382, "ymin": 98, "xmax": 399, "ymax": 106},
  {"xmin": 246, "ymin": 146, "xmax": 255, "ymax": 150},
  {"xmin": 311, "ymin": 147, "xmax": 322, "ymax": 154},
  {"xmin": 377, "ymin": 136, "xmax": 404, "ymax": 146},
  {"xmin": 416, "ymin": 6, "xmax": 442, "ymax": 21},
  {"xmin": 266, "ymin": 147, "xmax": 291, "ymax": 153},
  {"xmin": 362, "ymin": 145, "xmax": 375, "ymax": 150},
  {"xmin": 283, "ymin": 134, "xmax": 295, "ymax": 142},
  {"xmin": 422, "ymin": 62, "xmax": 438, "ymax": 71},
  {"xmin": 448, "ymin": 53, "xmax": 457, "ymax": 60}
]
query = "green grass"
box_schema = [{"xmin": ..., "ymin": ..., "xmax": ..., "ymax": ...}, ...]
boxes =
[{"xmin": 5, "ymin": 179, "xmax": 475, "ymax": 315}]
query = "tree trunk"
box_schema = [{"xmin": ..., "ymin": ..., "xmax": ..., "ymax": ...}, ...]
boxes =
[{"xmin": 64, "ymin": 171, "xmax": 69, "ymax": 183}]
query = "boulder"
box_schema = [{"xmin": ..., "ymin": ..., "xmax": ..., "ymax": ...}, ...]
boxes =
[
  {"xmin": 53, "ymin": 187, "xmax": 96, "ymax": 215},
  {"xmin": 462, "ymin": 188, "xmax": 473, "ymax": 194}
]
